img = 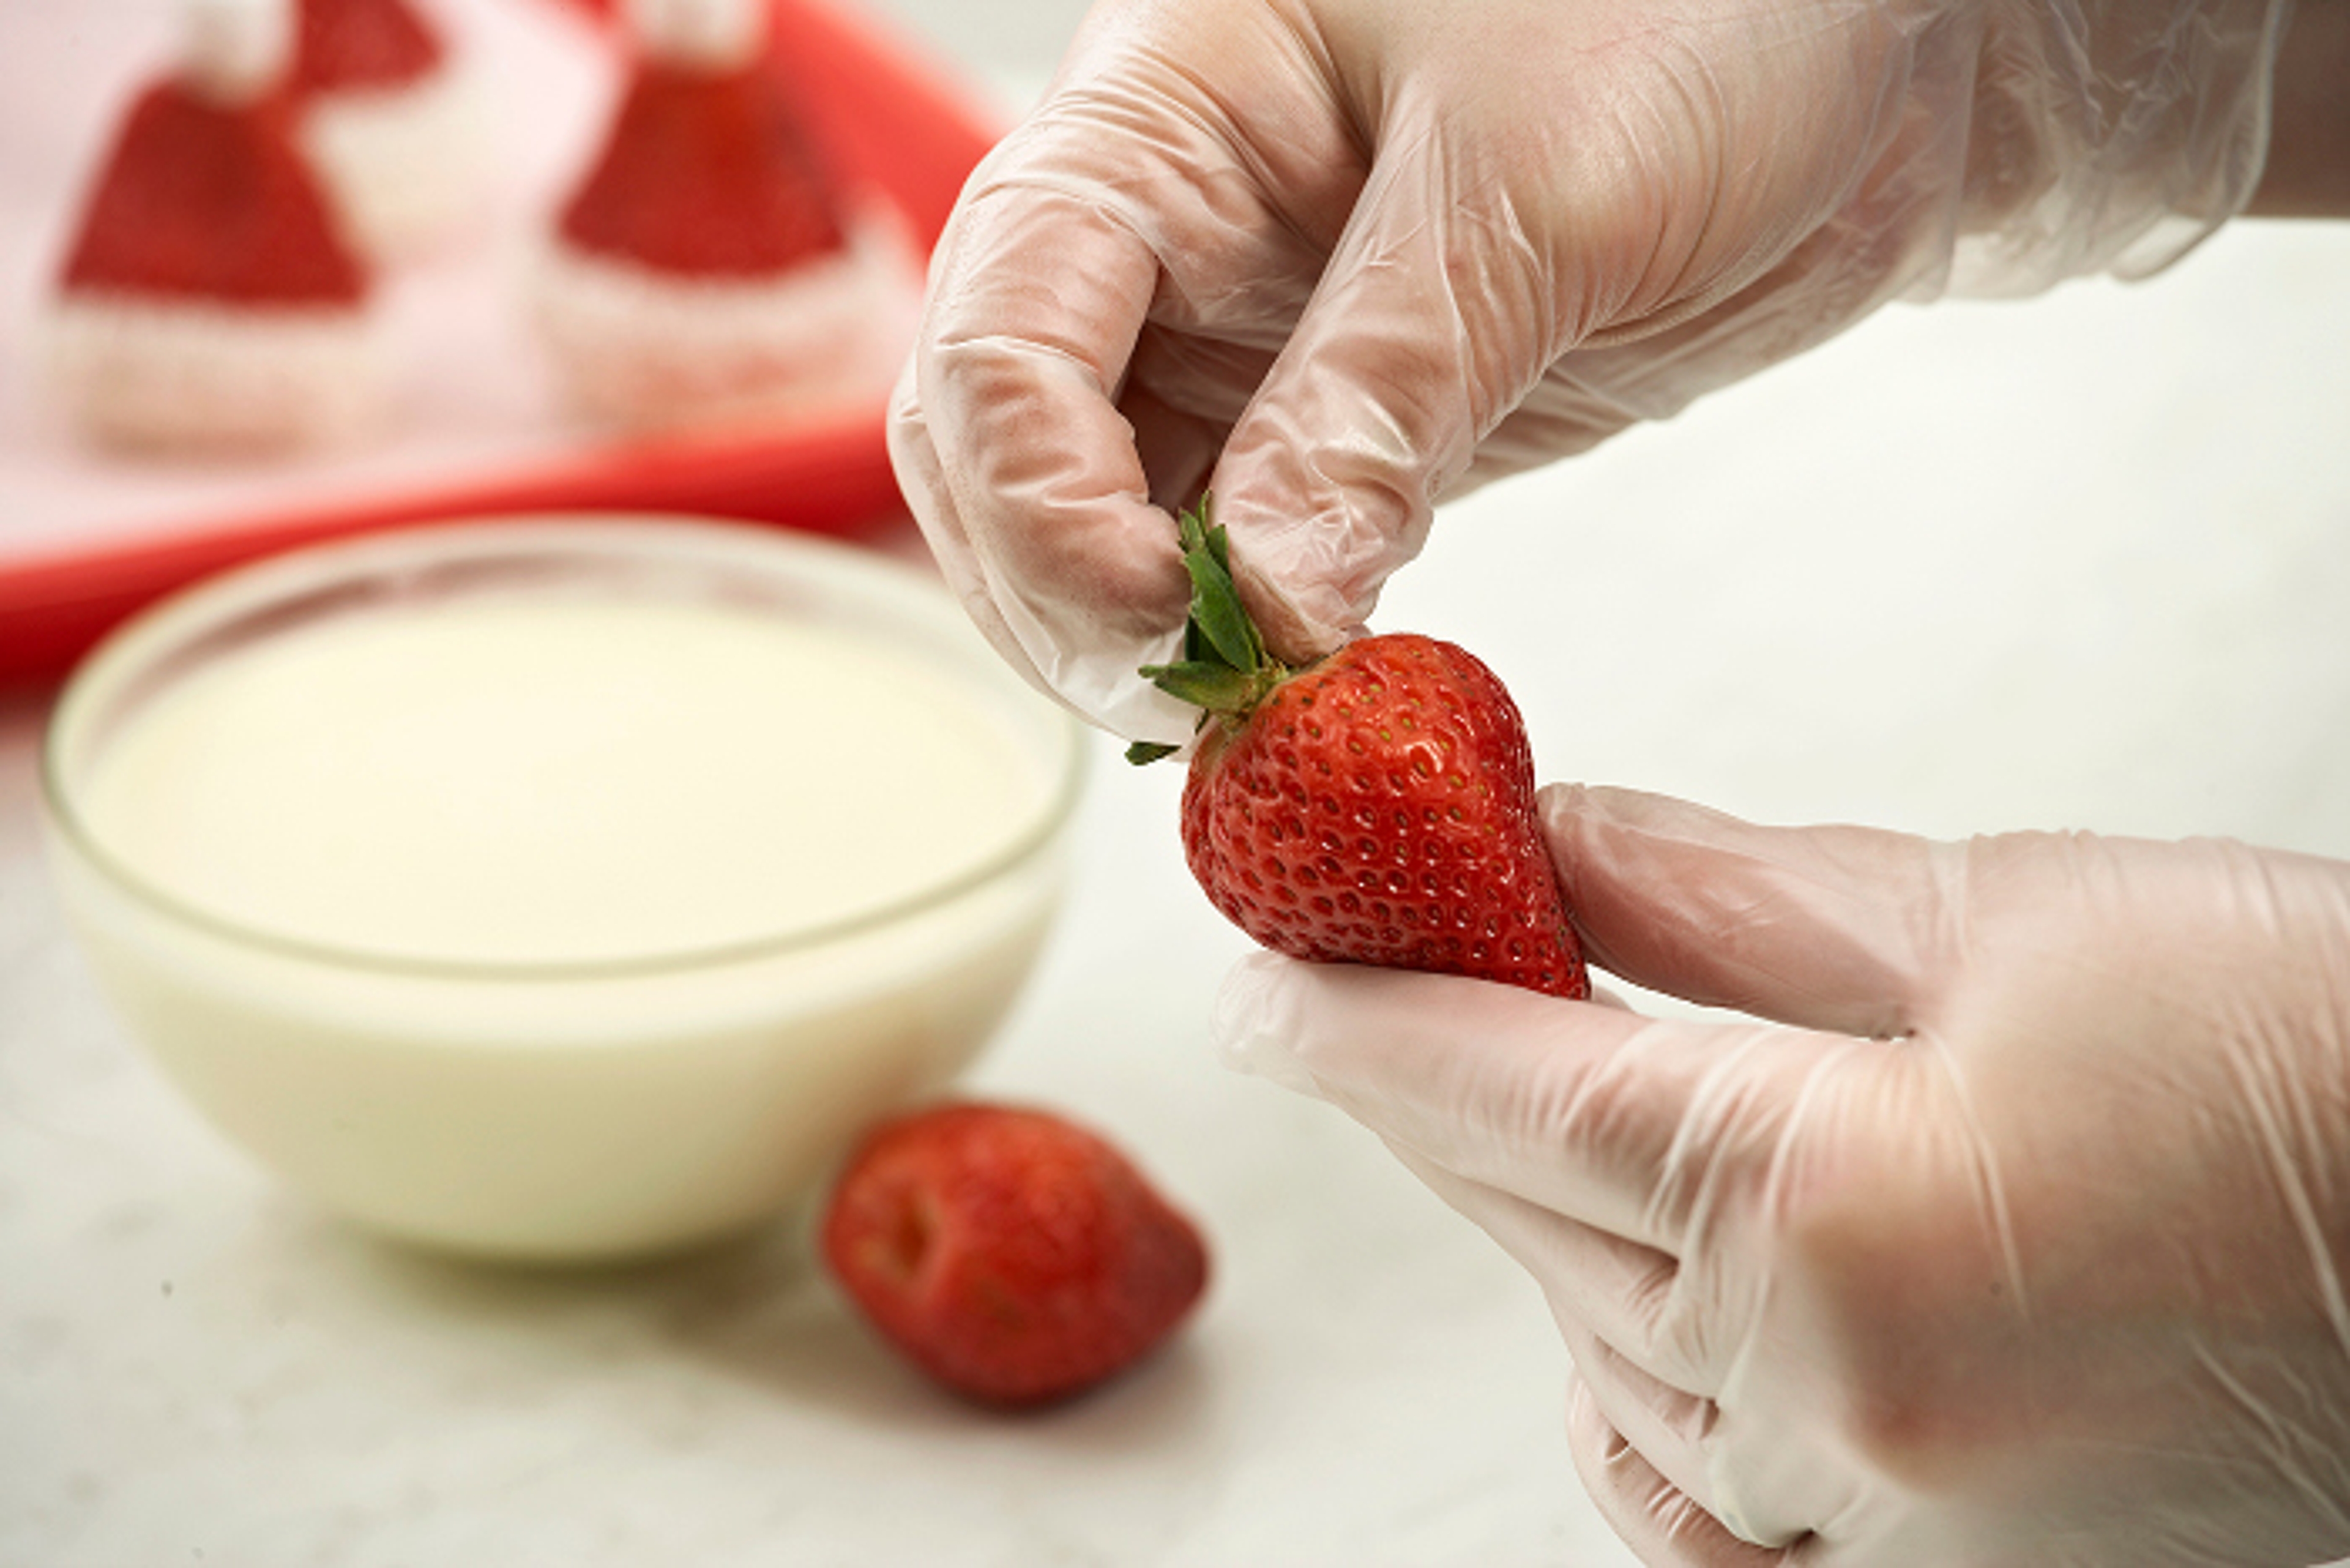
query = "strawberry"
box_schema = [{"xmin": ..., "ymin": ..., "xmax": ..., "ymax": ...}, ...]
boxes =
[
  {"xmin": 1132, "ymin": 502, "xmax": 1589, "ymax": 1000},
  {"xmin": 819, "ymin": 1101, "xmax": 1209, "ymax": 1408},
  {"xmin": 556, "ymin": 58, "xmax": 849, "ymax": 280},
  {"xmin": 60, "ymin": 83, "xmax": 368, "ymax": 307}
]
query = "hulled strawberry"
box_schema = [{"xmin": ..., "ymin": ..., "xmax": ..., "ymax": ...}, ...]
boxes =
[
  {"xmin": 530, "ymin": 0, "xmax": 918, "ymax": 428},
  {"xmin": 45, "ymin": 0, "xmax": 383, "ymax": 454},
  {"xmin": 819, "ymin": 1100, "xmax": 1209, "ymax": 1408},
  {"xmin": 1133, "ymin": 503, "xmax": 1589, "ymax": 1000}
]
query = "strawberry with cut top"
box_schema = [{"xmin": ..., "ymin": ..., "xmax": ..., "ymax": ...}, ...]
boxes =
[
  {"xmin": 1133, "ymin": 502, "xmax": 1589, "ymax": 1001},
  {"xmin": 531, "ymin": 0, "xmax": 918, "ymax": 428},
  {"xmin": 45, "ymin": 0, "xmax": 383, "ymax": 455},
  {"xmin": 820, "ymin": 1100, "xmax": 1209, "ymax": 1408}
]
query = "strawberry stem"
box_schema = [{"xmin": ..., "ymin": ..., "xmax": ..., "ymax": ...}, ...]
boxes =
[{"xmin": 1127, "ymin": 498, "xmax": 1290, "ymax": 766}]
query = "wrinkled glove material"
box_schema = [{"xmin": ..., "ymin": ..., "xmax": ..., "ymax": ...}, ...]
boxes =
[
  {"xmin": 1217, "ymin": 784, "xmax": 2350, "ymax": 1566},
  {"xmin": 889, "ymin": 0, "xmax": 2289, "ymax": 742}
]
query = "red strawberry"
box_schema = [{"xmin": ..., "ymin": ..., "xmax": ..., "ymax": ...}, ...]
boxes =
[
  {"xmin": 819, "ymin": 1101, "xmax": 1209, "ymax": 1408},
  {"xmin": 291, "ymin": 0, "xmax": 446, "ymax": 95},
  {"xmin": 1133, "ymin": 503, "xmax": 1589, "ymax": 1000},
  {"xmin": 557, "ymin": 58, "xmax": 849, "ymax": 279},
  {"xmin": 60, "ymin": 83, "xmax": 368, "ymax": 307}
]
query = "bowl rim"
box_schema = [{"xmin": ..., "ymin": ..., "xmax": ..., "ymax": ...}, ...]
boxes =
[{"xmin": 40, "ymin": 513, "xmax": 1091, "ymax": 983}]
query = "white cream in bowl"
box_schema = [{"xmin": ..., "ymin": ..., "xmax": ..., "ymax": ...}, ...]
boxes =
[{"xmin": 42, "ymin": 518, "xmax": 1087, "ymax": 1263}]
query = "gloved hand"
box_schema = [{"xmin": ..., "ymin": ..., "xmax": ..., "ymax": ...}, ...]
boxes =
[
  {"xmin": 889, "ymin": 0, "xmax": 2287, "ymax": 744},
  {"xmin": 1216, "ymin": 783, "xmax": 2350, "ymax": 1567}
]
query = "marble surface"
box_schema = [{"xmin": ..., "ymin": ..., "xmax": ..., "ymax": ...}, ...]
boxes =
[{"xmin": 6, "ymin": 1, "xmax": 2350, "ymax": 1561}]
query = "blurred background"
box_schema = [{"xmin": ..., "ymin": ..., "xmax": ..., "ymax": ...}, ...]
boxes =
[
  {"xmin": 2, "ymin": 2, "xmax": 2347, "ymax": 1564},
  {"xmin": 870, "ymin": 0, "xmax": 1087, "ymax": 105}
]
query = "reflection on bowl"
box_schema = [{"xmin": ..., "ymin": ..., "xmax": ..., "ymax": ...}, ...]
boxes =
[{"xmin": 42, "ymin": 517, "xmax": 1088, "ymax": 1263}]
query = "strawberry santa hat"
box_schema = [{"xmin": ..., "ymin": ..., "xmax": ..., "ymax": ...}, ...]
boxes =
[
  {"xmin": 290, "ymin": 0, "xmax": 486, "ymax": 259},
  {"xmin": 46, "ymin": 0, "xmax": 384, "ymax": 454},
  {"xmin": 532, "ymin": 0, "xmax": 918, "ymax": 428}
]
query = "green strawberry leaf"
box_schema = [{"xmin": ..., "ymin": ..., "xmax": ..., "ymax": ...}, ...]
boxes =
[
  {"xmin": 1179, "ymin": 535, "xmax": 1259, "ymax": 674},
  {"xmin": 1202, "ymin": 515, "xmax": 1233, "ymax": 575},
  {"xmin": 1131, "ymin": 496, "xmax": 1291, "ymax": 766},
  {"xmin": 1137, "ymin": 660, "xmax": 1264, "ymax": 712}
]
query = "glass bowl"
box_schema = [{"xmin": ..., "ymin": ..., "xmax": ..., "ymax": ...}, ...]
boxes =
[{"xmin": 41, "ymin": 516, "xmax": 1088, "ymax": 1263}]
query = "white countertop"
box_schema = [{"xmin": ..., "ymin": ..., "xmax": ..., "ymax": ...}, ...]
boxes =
[{"xmin": 5, "ymin": 3, "xmax": 2349, "ymax": 1559}]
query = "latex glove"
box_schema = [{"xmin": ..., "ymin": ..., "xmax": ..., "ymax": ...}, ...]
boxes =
[
  {"xmin": 889, "ymin": 0, "xmax": 2287, "ymax": 744},
  {"xmin": 1217, "ymin": 784, "xmax": 2350, "ymax": 1567}
]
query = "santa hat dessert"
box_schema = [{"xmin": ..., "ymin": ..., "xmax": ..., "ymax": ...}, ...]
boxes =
[
  {"xmin": 532, "ymin": 0, "xmax": 918, "ymax": 429},
  {"xmin": 290, "ymin": 0, "xmax": 486, "ymax": 259},
  {"xmin": 46, "ymin": 0, "xmax": 381, "ymax": 454}
]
